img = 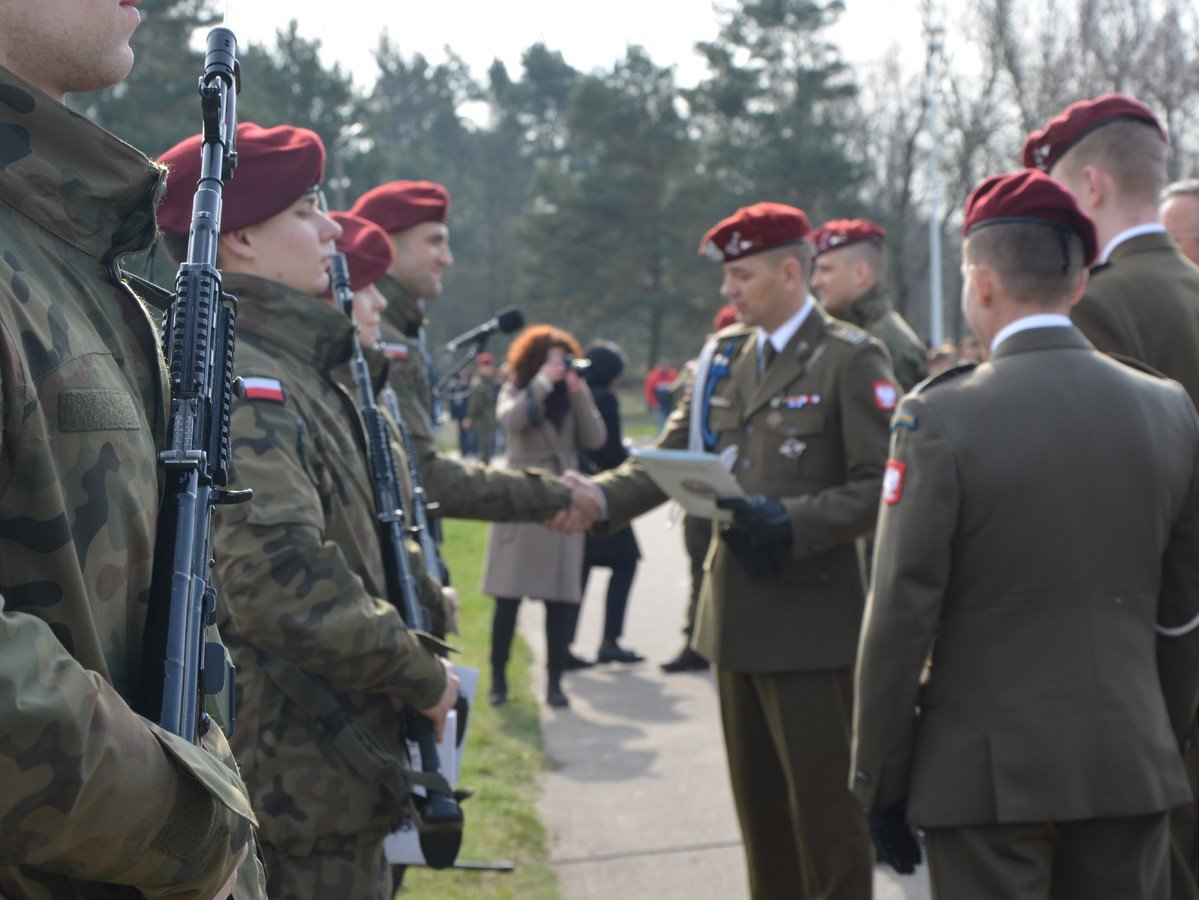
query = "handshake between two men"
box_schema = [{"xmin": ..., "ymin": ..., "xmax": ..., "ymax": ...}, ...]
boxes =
[{"xmin": 542, "ymin": 472, "xmax": 795, "ymax": 580}]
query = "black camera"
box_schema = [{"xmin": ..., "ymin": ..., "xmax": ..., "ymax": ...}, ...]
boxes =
[{"xmin": 562, "ymin": 354, "xmax": 591, "ymax": 372}]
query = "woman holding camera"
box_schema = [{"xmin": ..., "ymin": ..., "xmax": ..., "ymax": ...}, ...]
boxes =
[{"xmin": 482, "ymin": 325, "xmax": 607, "ymax": 708}]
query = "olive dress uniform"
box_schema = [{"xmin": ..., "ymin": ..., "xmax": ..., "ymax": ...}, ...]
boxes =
[
  {"xmin": 213, "ymin": 275, "xmax": 449, "ymax": 899},
  {"xmin": 853, "ymin": 324, "xmax": 1199, "ymax": 899},
  {"xmin": 0, "ymin": 64, "xmax": 264, "ymax": 898},
  {"xmin": 836, "ymin": 284, "xmax": 928, "ymax": 392},
  {"xmin": 596, "ymin": 301, "xmax": 894, "ymax": 898}
]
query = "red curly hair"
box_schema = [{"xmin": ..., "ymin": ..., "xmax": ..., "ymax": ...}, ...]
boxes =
[{"xmin": 507, "ymin": 324, "xmax": 583, "ymax": 388}]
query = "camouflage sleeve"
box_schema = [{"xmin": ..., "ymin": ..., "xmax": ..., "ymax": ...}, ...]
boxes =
[
  {"xmin": 0, "ymin": 599, "xmax": 255, "ymax": 897},
  {"xmin": 214, "ymin": 398, "xmax": 446, "ymax": 710},
  {"xmin": 784, "ymin": 341, "xmax": 891, "ymax": 558},
  {"xmin": 391, "ymin": 362, "xmax": 571, "ymax": 521}
]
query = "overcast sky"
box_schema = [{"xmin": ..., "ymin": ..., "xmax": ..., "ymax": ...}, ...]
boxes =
[{"xmin": 222, "ymin": 0, "xmax": 928, "ymax": 89}]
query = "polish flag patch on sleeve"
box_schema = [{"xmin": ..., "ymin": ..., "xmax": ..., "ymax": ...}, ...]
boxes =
[
  {"xmin": 882, "ymin": 459, "xmax": 907, "ymax": 505},
  {"xmin": 242, "ymin": 376, "xmax": 285, "ymax": 403},
  {"xmin": 873, "ymin": 380, "xmax": 898, "ymax": 412},
  {"xmin": 382, "ymin": 342, "xmax": 410, "ymax": 361}
]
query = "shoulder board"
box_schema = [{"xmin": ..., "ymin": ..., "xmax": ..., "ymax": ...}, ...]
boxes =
[
  {"xmin": 380, "ymin": 341, "xmax": 411, "ymax": 361},
  {"xmin": 120, "ymin": 270, "xmax": 173, "ymax": 313},
  {"xmin": 824, "ymin": 319, "xmax": 870, "ymax": 345},
  {"xmin": 712, "ymin": 322, "xmax": 754, "ymax": 340},
  {"xmin": 242, "ymin": 376, "xmax": 286, "ymax": 403},
  {"xmin": 913, "ymin": 362, "xmax": 976, "ymax": 393},
  {"xmin": 1108, "ymin": 353, "xmax": 1168, "ymax": 379}
]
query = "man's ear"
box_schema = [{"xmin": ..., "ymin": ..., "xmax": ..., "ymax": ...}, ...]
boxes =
[
  {"xmin": 1081, "ymin": 165, "xmax": 1107, "ymax": 209},
  {"xmin": 972, "ymin": 263, "xmax": 997, "ymax": 311},
  {"xmin": 219, "ymin": 227, "xmax": 255, "ymax": 262},
  {"xmin": 779, "ymin": 255, "xmax": 803, "ymax": 292}
]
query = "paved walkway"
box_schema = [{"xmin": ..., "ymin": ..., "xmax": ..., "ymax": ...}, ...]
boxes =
[{"xmin": 518, "ymin": 502, "xmax": 931, "ymax": 899}]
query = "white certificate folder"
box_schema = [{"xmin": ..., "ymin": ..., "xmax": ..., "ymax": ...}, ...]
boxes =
[{"xmin": 630, "ymin": 448, "xmax": 744, "ymax": 522}]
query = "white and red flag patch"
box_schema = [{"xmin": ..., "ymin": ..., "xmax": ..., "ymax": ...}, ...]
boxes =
[
  {"xmin": 382, "ymin": 342, "xmax": 410, "ymax": 361},
  {"xmin": 873, "ymin": 380, "xmax": 898, "ymax": 412},
  {"xmin": 242, "ymin": 376, "xmax": 285, "ymax": 403},
  {"xmin": 882, "ymin": 459, "xmax": 907, "ymax": 505}
]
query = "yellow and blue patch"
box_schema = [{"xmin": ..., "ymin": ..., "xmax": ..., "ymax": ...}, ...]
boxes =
[{"xmin": 890, "ymin": 408, "xmax": 918, "ymax": 432}]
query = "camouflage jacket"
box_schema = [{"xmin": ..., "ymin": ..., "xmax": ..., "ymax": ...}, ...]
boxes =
[
  {"xmin": 374, "ymin": 276, "xmax": 570, "ymax": 520},
  {"xmin": 0, "ymin": 65, "xmax": 261, "ymax": 898},
  {"xmin": 837, "ymin": 285, "xmax": 929, "ymax": 392},
  {"xmin": 213, "ymin": 274, "xmax": 446, "ymax": 854}
]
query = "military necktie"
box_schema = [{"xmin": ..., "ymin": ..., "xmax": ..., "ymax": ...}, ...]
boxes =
[{"xmin": 759, "ymin": 341, "xmax": 777, "ymax": 378}]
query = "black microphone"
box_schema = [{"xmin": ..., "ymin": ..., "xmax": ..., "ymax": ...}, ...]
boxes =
[{"xmin": 443, "ymin": 307, "xmax": 524, "ymax": 351}]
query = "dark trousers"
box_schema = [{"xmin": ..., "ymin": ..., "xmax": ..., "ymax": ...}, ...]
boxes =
[
  {"xmin": 573, "ymin": 559, "xmax": 637, "ymax": 643},
  {"xmin": 681, "ymin": 514, "xmax": 712, "ymax": 638},
  {"xmin": 924, "ymin": 812, "xmax": 1171, "ymax": 900},
  {"xmin": 716, "ymin": 666, "xmax": 871, "ymax": 900},
  {"xmin": 491, "ymin": 596, "xmax": 573, "ymax": 682}
]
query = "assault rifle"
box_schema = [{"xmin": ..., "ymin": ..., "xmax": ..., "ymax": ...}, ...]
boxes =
[
  {"xmin": 140, "ymin": 27, "xmax": 249, "ymax": 742},
  {"xmin": 333, "ymin": 253, "xmax": 464, "ymax": 868}
]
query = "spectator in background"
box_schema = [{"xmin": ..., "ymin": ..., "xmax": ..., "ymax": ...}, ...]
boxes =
[
  {"xmin": 569, "ymin": 341, "xmax": 645, "ymax": 666},
  {"xmin": 466, "ymin": 352, "xmax": 499, "ymax": 464},
  {"xmin": 644, "ymin": 356, "xmax": 678, "ymax": 429},
  {"xmin": 926, "ymin": 341, "xmax": 960, "ymax": 378},
  {"xmin": 1160, "ymin": 179, "xmax": 1199, "ymax": 267},
  {"xmin": 483, "ymin": 326, "xmax": 607, "ymax": 708},
  {"xmin": 448, "ymin": 371, "xmax": 475, "ymax": 457}
]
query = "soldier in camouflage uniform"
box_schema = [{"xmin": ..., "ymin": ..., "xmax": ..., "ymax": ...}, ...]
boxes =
[
  {"xmin": 811, "ymin": 219, "xmax": 929, "ymax": 392},
  {"xmin": 157, "ymin": 123, "xmax": 459, "ymax": 900},
  {"xmin": 349, "ymin": 182, "xmax": 599, "ymax": 536},
  {"xmin": 466, "ymin": 352, "xmax": 499, "ymax": 464},
  {"xmin": 0, "ymin": 6, "xmax": 265, "ymax": 898}
]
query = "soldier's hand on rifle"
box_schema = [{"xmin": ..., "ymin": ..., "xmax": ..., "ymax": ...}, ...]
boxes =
[
  {"xmin": 442, "ymin": 586, "xmax": 460, "ymax": 633},
  {"xmin": 418, "ymin": 658, "xmax": 461, "ymax": 743}
]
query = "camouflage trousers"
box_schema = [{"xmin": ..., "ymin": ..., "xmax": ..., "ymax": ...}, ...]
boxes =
[{"xmin": 262, "ymin": 837, "xmax": 391, "ymax": 900}]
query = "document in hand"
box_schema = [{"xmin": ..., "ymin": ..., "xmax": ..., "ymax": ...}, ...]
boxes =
[{"xmin": 630, "ymin": 448, "xmax": 745, "ymax": 522}]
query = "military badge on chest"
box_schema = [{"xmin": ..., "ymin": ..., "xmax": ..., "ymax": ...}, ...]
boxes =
[{"xmin": 778, "ymin": 437, "xmax": 807, "ymax": 459}]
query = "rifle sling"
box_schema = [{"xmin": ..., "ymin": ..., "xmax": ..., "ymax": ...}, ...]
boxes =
[{"xmin": 258, "ymin": 654, "xmax": 452, "ymax": 799}]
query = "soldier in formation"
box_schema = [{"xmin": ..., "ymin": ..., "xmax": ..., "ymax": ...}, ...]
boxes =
[{"xmin": 0, "ymin": 4, "xmax": 263, "ymax": 896}]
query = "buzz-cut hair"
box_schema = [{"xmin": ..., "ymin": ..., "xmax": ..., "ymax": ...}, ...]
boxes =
[
  {"xmin": 1162, "ymin": 178, "xmax": 1199, "ymax": 203},
  {"xmin": 1054, "ymin": 118, "xmax": 1167, "ymax": 203},
  {"xmin": 761, "ymin": 240, "xmax": 815, "ymax": 277},
  {"xmin": 842, "ymin": 239, "xmax": 885, "ymax": 279},
  {"xmin": 964, "ymin": 222, "xmax": 1086, "ymax": 306}
]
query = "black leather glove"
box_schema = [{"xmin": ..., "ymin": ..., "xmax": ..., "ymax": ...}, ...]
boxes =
[
  {"xmin": 716, "ymin": 495, "xmax": 792, "ymax": 577},
  {"xmin": 867, "ymin": 801, "xmax": 922, "ymax": 875}
]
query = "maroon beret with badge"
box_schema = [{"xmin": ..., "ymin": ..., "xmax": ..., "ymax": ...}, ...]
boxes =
[
  {"xmin": 350, "ymin": 180, "xmax": 450, "ymax": 235},
  {"xmin": 328, "ymin": 212, "xmax": 393, "ymax": 291},
  {"xmin": 811, "ymin": 219, "xmax": 886, "ymax": 257},
  {"xmin": 157, "ymin": 122, "xmax": 327, "ymax": 236},
  {"xmin": 1021, "ymin": 94, "xmax": 1166, "ymax": 173},
  {"xmin": 699, "ymin": 202, "xmax": 811, "ymax": 262},
  {"xmin": 963, "ymin": 169, "xmax": 1099, "ymax": 266}
]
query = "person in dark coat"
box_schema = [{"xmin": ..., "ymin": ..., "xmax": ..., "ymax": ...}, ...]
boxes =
[{"xmin": 567, "ymin": 342, "xmax": 645, "ymax": 666}]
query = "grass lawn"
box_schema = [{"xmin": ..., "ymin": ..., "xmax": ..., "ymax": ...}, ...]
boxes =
[{"xmin": 398, "ymin": 518, "xmax": 560, "ymax": 899}]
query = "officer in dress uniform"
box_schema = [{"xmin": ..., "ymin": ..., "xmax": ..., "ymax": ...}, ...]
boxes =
[
  {"xmin": 1160, "ymin": 180, "xmax": 1199, "ymax": 267},
  {"xmin": 157, "ymin": 124, "xmax": 459, "ymax": 900},
  {"xmin": 581, "ymin": 202, "xmax": 895, "ymax": 898},
  {"xmin": 810, "ymin": 219, "xmax": 928, "ymax": 392},
  {"xmin": 1025, "ymin": 94, "xmax": 1199, "ymax": 892},
  {"xmin": 852, "ymin": 168, "xmax": 1199, "ymax": 899}
]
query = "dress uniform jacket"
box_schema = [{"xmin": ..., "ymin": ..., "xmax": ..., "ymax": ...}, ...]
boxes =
[
  {"xmin": 0, "ymin": 64, "xmax": 262, "ymax": 898},
  {"xmin": 597, "ymin": 304, "xmax": 894, "ymax": 673},
  {"xmin": 852, "ymin": 326, "xmax": 1199, "ymax": 827},
  {"xmin": 212, "ymin": 275, "xmax": 447, "ymax": 855},
  {"xmin": 836, "ymin": 284, "xmax": 928, "ymax": 392},
  {"xmin": 1071, "ymin": 231, "xmax": 1199, "ymax": 406},
  {"xmin": 482, "ymin": 377, "xmax": 606, "ymax": 602},
  {"xmin": 374, "ymin": 276, "xmax": 572, "ymax": 521}
]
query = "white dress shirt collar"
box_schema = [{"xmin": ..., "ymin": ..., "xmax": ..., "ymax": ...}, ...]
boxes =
[
  {"xmin": 757, "ymin": 296, "xmax": 815, "ymax": 355},
  {"xmin": 1099, "ymin": 222, "xmax": 1166, "ymax": 264},
  {"xmin": 989, "ymin": 313, "xmax": 1073, "ymax": 355}
]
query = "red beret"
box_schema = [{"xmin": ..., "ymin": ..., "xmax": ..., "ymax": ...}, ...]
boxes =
[
  {"xmin": 350, "ymin": 180, "xmax": 450, "ymax": 235},
  {"xmin": 712, "ymin": 303, "xmax": 740, "ymax": 331},
  {"xmin": 699, "ymin": 202, "xmax": 811, "ymax": 262},
  {"xmin": 1022, "ymin": 94, "xmax": 1166, "ymax": 172},
  {"xmin": 157, "ymin": 122, "xmax": 326, "ymax": 235},
  {"xmin": 812, "ymin": 219, "xmax": 886, "ymax": 256},
  {"xmin": 963, "ymin": 169, "xmax": 1099, "ymax": 266},
  {"xmin": 330, "ymin": 212, "xmax": 393, "ymax": 291},
  {"xmin": 476, "ymin": 352, "xmax": 496, "ymax": 365}
]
